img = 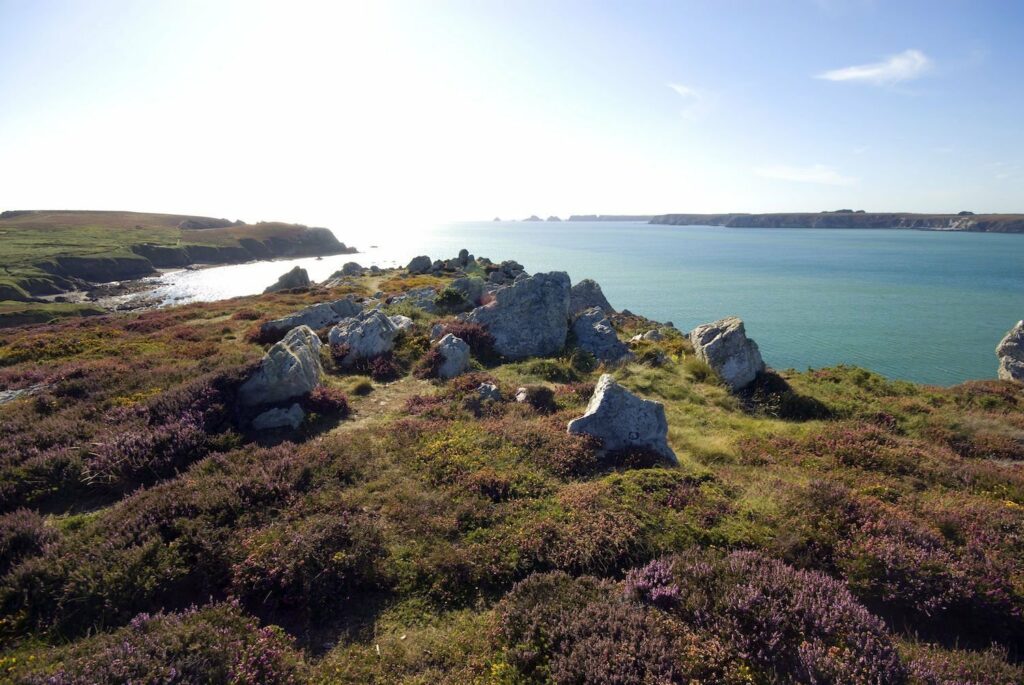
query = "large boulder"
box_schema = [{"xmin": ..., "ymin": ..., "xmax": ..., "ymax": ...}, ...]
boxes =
[
  {"xmin": 328, "ymin": 310, "xmax": 401, "ymax": 366},
  {"xmin": 567, "ymin": 374, "xmax": 676, "ymax": 464},
  {"xmin": 690, "ymin": 316, "xmax": 765, "ymax": 391},
  {"xmin": 573, "ymin": 307, "xmax": 632, "ymax": 363},
  {"xmin": 259, "ymin": 297, "xmax": 362, "ymax": 339},
  {"xmin": 239, "ymin": 325, "xmax": 323, "ymax": 406},
  {"xmin": 407, "ymin": 255, "xmax": 432, "ymax": 274},
  {"xmin": 463, "ymin": 271, "xmax": 570, "ymax": 359},
  {"xmin": 569, "ymin": 278, "xmax": 614, "ymax": 317},
  {"xmin": 435, "ymin": 334, "xmax": 471, "ymax": 379},
  {"xmin": 450, "ymin": 276, "xmax": 485, "ymax": 306},
  {"xmin": 340, "ymin": 262, "xmax": 364, "ymax": 276},
  {"xmin": 997, "ymin": 320, "xmax": 1024, "ymax": 382},
  {"xmin": 264, "ymin": 266, "xmax": 310, "ymax": 293}
]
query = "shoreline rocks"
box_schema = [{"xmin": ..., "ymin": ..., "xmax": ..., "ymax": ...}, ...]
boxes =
[
  {"xmin": 690, "ymin": 317, "xmax": 765, "ymax": 392},
  {"xmin": 568, "ymin": 374, "xmax": 676, "ymax": 464},
  {"xmin": 263, "ymin": 266, "xmax": 311, "ymax": 293},
  {"xmin": 997, "ymin": 320, "xmax": 1024, "ymax": 382}
]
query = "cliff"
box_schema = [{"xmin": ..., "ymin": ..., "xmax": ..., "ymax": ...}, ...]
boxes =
[
  {"xmin": 649, "ymin": 212, "xmax": 1024, "ymax": 232},
  {"xmin": 0, "ymin": 210, "xmax": 356, "ymax": 301}
]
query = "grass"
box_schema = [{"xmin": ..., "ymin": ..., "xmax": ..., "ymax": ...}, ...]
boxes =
[{"xmin": 0, "ymin": 264, "xmax": 1023, "ymax": 683}]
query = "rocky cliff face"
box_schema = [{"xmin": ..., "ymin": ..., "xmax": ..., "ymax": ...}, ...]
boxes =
[{"xmin": 649, "ymin": 212, "xmax": 1024, "ymax": 233}]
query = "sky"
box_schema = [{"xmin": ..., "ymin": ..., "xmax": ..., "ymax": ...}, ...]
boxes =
[{"xmin": 1, "ymin": 0, "xmax": 1023, "ymax": 228}]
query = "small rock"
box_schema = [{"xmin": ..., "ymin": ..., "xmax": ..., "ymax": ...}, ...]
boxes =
[
  {"xmin": 430, "ymin": 322, "xmax": 446, "ymax": 341},
  {"xmin": 406, "ymin": 255, "xmax": 432, "ymax": 274},
  {"xmin": 643, "ymin": 329, "xmax": 664, "ymax": 342},
  {"xmin": 997, "ymin": 320, "xmax": 1024, "ymax": 382},
  {"xmin": 569, "ymin": 278, "xmax": 614, "ymax": 317},
  {"xmin": 567, "ymin": 374, "xmax": 676, "ymax": 464},
  {"xmin": 239, "ymin": 325, "xmax": 323, "ymax": 406},
  {"xmin": 689, "ymin": 316, "xmax": 765, "ymax": 392},
  {"xmin": 572, "ymin": 307, "xmax": 632, "ymax": 362},
  {"xmin": 264, "ymin": 266, "xmax": 310, "ymax": 293},
  {"xmin": 390, "ymin": 315, "xmax": 414, "ymax": 331},
  {"xmin": 252, "ymin": 404, "xmax": 305, "ymax": 431},
  {"xmin": 435, "ymin": 334, "xmax": 471, "ymax": 379},
  {"xmin": 515, "ymin": 387, "xmax": 529, "ymax": 403},
  {"xmin": 477, "ymin": 383, "xmax": 501, "ymax": 402}
]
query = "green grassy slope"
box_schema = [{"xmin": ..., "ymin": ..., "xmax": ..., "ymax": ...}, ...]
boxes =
[{"xmin": 0, "ymin": 267, "xmax": 1022, "ymax": 682}]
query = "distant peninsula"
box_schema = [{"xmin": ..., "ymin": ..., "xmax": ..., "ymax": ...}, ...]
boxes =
[{"xmin": 649, "ymin": 211, "xmax": 1024, "ymax": 233}]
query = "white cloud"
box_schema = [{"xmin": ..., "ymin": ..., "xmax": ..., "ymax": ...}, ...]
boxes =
[
  {"xmin": 667, "ymin": 83, "xmax": 714, "ymax": 120},
  {"xmin": 754, "ymin": 164, "xmax": 858, "ymax": 186},
  {"xmin": 817, "ymin": 49, "xmax": 931, "ymax": 85}
]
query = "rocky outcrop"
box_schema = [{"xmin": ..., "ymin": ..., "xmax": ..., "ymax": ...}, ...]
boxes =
[
  {"xmin": 569, "ymin": 279, "xmax": 614, "ymax": 317},
  {"xmin": 328, "ymin": 310, "xmax": 401, "ymax": 366},
  {"xmin": 573, "ymin": 307, "xmax": 632, "ymax": 363},
  {"xmin": 259, "ymin": 298, "xmax": 362, "ymax": 339},
  {"xmin": 407, "ymin": 255, "xmax": 432, "ymax": 274},
  {"xmin": 239, "ymin": 325, "xmax": 323, "ymax": 406},
  {"xmin": 450, "ymin": 277, "xmax": 485, "ymax": 306},
  {"xmin": 435, "ymin": 334, "xmax": 471, "ymax": 379},
  {"xmin": 264, "ymin": 266, "xmax": 310, "ymax": 293},
  {"xmin": 630, "ymin": 329, "xmax": 664, "ymax": 343},
  {"xmin": 340, "ymin": 262, "xmax": 364, "ymax": 276},
  {"xmin": 390, "ymin": 287, "xmax": 438, "ymax": 313},
  {"xmin": 252, "ymin": 404, "xmax": 305, "ymax": 431},
  {"xmin": 486, "ymin": 260, "xmax": 526, "ymax": 285},
  {"xmin": 690, "ymin": 317, "xmax": 765, "ymax": 391},
  {"xmin": 997, "ymin": 321, "xmax": 1024, "ymax": 382},
  {"xmin": 463, "ymin": 271, "xmax": 570, "ymax": 359},
  {"xmin": 567, "ymin": 374, "xmax": 676, "ymax": 464}
]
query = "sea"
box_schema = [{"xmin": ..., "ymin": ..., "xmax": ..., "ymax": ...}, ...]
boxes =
[{"xmin": 142, "ymin": 221, "xmax": 1024, "ymax": 386}]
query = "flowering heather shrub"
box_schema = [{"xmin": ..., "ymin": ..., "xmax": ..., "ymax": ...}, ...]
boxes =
[
  {"xmin": 483, "ymin": 415, "xmax": 601, "ymax": 478},
  {"xmin": 404, "ymin": 393, "xmax": 447, "ymax": 416},
  {"xmin": 84, "ymin": 410, "xmax": 207, "ymax": 487},
  {"xmin": 623, "ymin": 558, "xmax": 681, "ymax": 607},
  {"xmin": 247, "ymin": 321, "xmax": 287, "ymax": 345},
  {"xmin": 231, "ymin": 308, "xmax": 263, "ymax": 321},
  {"xmin": 231, "ymin": 511, "xmax": 383, "ymax": 616},
  {"xmin": 366, "ymin": 352, "xmax": 403, "ymax": 381},
  {"xmin": 0, "ymin": 508, "xmax": 56, "ymax": 576},
  {"xmin": 668, "ymin": 550, "xmax": 907, "ymax": 683},
  {"xmin": 904, "ymin": 643, "xmax": 1024, "ymax": 685},
  {"xmin": 516, "ymin": 384, "xmax": 558, "ymax": 413},
  {"xmin": 414, "ymin": 346, "xmax": 445, "ymax": 379},
  {"xmin": 17, "ymin": 604, "xmax": 302, "ymax": 685},
  {"xmin": 555, "ymin": 381, "xmax": 595, "ymax": 405},
  {"xmin": 302, "ymin": 385, "xmax": 350, "ymax": 417},
  {"xmin": 440, "ymin": 320, "xmax": 496, "ymax": 360}
]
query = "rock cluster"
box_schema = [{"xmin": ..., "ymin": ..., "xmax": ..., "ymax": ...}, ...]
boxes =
[
  {"xmin": 569, "ymin": 278, "xmax": 614, "ymax": 317},
  {"xmin": 463, "ymin": 271, "xmax": 570, "ymax": 359},
  {"xmin": 390, "ymin": 286, "xmax": 438, "ymax": 313},
  {"xmin": 259, "ymin": 297, "xmax": 362, "ymax": 339},
  {"xmin": 239, "ymin": 325, "xmax": 323, "ymax": 407},
  {"xmin": 567, "ymin": 374, "xmax": 676, "ymax": 464},
  {"xmin": 689, "ymin": 317, "xmax": 764, "ymax": 391},
  {"xmin": 573, "ymin": 307, "xmax": 632, "ymax": 362},
  {"xmin": 328, "ymin": 310, "xmax": 403, "ymax": 366},
  {"xmin": 487, "ymin": 260, "xmax": 526, "ymax": 285},
  {"xmin": 264, "ymin": 266, "xmax": 310, "ymax": 293},
  {"xmin": 997, "ymin": 320, "xmax": 1024, "ymax": 382}
]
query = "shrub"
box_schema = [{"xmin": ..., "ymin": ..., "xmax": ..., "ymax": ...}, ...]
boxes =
[
  {"xmin": 302, "ymin": 386, "xmax": 350, "ymax": 417},
  {"xmin": 367, "ymin": 353, "xmax": 403, "ymax": 381},
  {"xmin": 525, "ymin": 358, "xmax": 578, "ymax": 383},
  {"xmin": 904, "ymin": 643, "xmax": 1024, "ymax": 685},
  {"xmin": 440, "ymin": 321, "xmax": 496, "ymax": 360},
  {"xmin": 682, "ymin": 356, "xmax": 716, "ymax": 383},
  {"xmin": 231, "ymin": 511, "xmax": 383, "ymax": 617},
  {"xmin": 351, "ymin": 379, "xmax": 374, "ymax": 396},
  {"xmin": 516, "ymin": 385, "xmax": 557, "ymax": 414},
  {"xmin": 231, "ymin": 308, "xmax": 263, "ymax": 321},
  {"xmin": 17, "ymin": 604, "xmax": 303, "ymax": 685},
  {"xmin": 623, "ymin": 558, "xmax": 680, "ymax": 608},
  {"xmin": 0, "ymin": 508, "xmax": 56, "ymax": 576},
  {"xmin": 434, "ymin": 287, "xmax": 468, "ymax": 313},
  {"xmin": 414, "ymin": 347, "xmax": 445, "ymax": 379}
]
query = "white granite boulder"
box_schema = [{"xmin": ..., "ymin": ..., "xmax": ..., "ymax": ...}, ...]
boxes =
[
  {"xmin": 567, "ymin": 374, "xmax": 676, "ymax": 464},
  {"xmin": 435, "ymin": 334, "xmax": 471, "ymax": 379},
  {"xmin": 328, "ymin": 310, "xmax": 401, "ymax": 366},
  {"xmin": 252, "ymin": 403, "xmax": 305, "ymax": 431},
  {"xmin": 463, "ymin": 271, "xmax": 570, "ymax": 359},
  {"xmin": 259, "ymin": 298, "xmax": 362, "ymax": 339},
  {"xmin": 569, "ymin": 278, "xmax": 614, "ymax": 317},
  {"xmin": 239, "ymin": 325, "xmax": 323, "ymax": 406},
  {"xmin": 997, "ymin": 320, "xmax": 1024, "ymax": 383},
  {"xmin": 690, "ymin": 317, "xmax": 765, "ymax": 391},
  {"xmin": 573, "ymin": 307, "xmax": 632, "ymax": 363}
]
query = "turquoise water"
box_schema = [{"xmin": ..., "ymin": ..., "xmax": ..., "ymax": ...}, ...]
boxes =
[{"xmin": 153, "ymin": 221, "xmax": 1024, "ymax": 386}]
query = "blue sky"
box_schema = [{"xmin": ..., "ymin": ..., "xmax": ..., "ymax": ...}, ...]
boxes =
[{"xmin": 1, "ymin": 0, "xmax": 1022, "ymax": 225}]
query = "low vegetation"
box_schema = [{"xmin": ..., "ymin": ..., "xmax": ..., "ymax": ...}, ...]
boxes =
[{"xmin": 0, "ymin": 265, "xmax": 1022, "ymax": 683}]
